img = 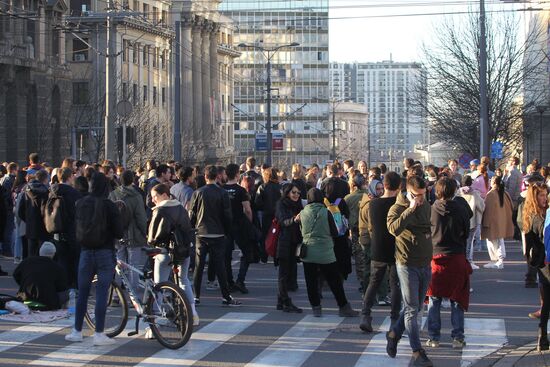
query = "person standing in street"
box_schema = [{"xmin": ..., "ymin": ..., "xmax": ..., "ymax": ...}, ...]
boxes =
[
  {"xmin": 385, "ymin": 176, "xmax": 434, "ymax": 367},
  {"xmin": 359, "ymin": 172, "xmax": 402, "ymax": 332},
  {"xmin": 426, "ymin": 177, "xmax": 472, "ymax": 349},
  {"xmin": 65, "ymin": 173, "xmax": 123, "ymax": 346},
  {"xmin": 170, "ymin": 167, "xmax": 195, "ymax": 210},
  {"xmin": 504, "ymin": 157, "xmax": 523, "ymax": 239},
  {"xmin": 481, "ymin": 176, "xmax": 514, "ymax": 269},
  {"xmin": 190, "ymin": 165, "xmax": 241, "ymax": 307},
  {"xmin": 457, "ymin": 175, "xmax": 485, "ymax": 269},
  {"xmin": 223, "ymin": 163, "xmax": 253, "ymax": 294}
]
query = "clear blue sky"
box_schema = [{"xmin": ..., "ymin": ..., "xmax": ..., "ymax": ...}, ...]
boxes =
[{"xmin": 329, "ymin": 0, "xmax": 534, "ymax": 63}]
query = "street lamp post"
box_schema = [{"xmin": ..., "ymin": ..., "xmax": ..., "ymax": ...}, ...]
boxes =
[
  {"xmin": 537, "ymin": 105, "xmax": 546, "ymax": 161},
  {"xmin": 238, "ymin": 42, "xmax": 299, "ymax": 166}
]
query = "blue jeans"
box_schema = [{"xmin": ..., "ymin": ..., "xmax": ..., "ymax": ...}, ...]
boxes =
[
  {"xmin": 392, "ymin": 264, "xmax": 432, "ymax": 352},
  {"xmin": 427, "ymin": 296, "xmax": 464, "ymax": 341},
  {"xmin": 154, "ymin": 249, "xmax": 196, "ymax": 315},
  {"xmin": 116, "ymin": 244, "xmax": 145, "ymax": 298},
  {"xmin": 74, "ymin": 249, "xmax": 116, "ymax": 333}
]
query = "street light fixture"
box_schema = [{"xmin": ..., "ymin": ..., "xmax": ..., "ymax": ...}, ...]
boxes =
[
  {"xmin": 237, "ymin": 42, "xmax": 300, "ymax": 166},
  {"xmin": 537, "ymin": 105, "xmax": 547, "ymax": 161}
]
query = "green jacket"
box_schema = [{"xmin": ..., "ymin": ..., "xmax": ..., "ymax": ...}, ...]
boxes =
[
  {"xmin": 109, "ymin": 185, "xmax": 148, "ymax": 247},
  {"xmin": 387, "ymin": 191, "xmax": 432, "ymax": 267},
  {"xmin": 300, "ymin": 203, "xmax": 336, "ymax": 264},
  {"xmin": 344, "ymin": 189, "xmax": 368, "ymax": 233}
]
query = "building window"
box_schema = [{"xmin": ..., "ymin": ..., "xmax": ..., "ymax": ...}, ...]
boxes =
[
  {"xmin": 122, "ymin": 39, "xmax": 128, "ymax": 62},
  {"xmin": 142, "ymin": 3, "xmax": 148, "ymax": 18},
  {"xmin": 153, "ymin": 86, "xmax": 157, "ymax": 106},
  {"xmin": 152, "ymin": 6, "xmax": 158, "ymax": 22},
  {"xmin": 133, "ymin": 83, "xmax": 138, "ymax": 105},
  {"xmin": 152, "ymin": 47, "xmax": 158, "ymax": 68},
  {"xmin": 72, "ymin": 82, "xmax": 89, "ymax": 104},
  {"xmin": 72, "ymin": 38, "xmax": 88, "ymax": 61},
  {"xmin": 133, "ymin": 43, "xmax": 138, "ymax": 64},
  {"xmin": 160, "ymin": 50, "xmax": 166, "ymax": 69},
  {"xmin": 122, "ymin": 82, "xmax": 128, "ymax": 100},
  {"xmin": 162, "ymin": 87, "xmax": 166, "ymax": 106},
  {"xmin": 142, "ymin": 45, "xmax": 148, "ymax": 65},
  {"xmin": 161, "ymin": 10, "xmax": 167, "ymax": 24},
  {"xmin": 132, "ymin": 0, "xmax": 138, "ymax": 11},
  {"xmin": 143, "ymin": 85, "xmax": 148, "ymax": 103}
]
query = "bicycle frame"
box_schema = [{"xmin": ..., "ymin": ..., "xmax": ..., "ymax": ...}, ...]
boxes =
[{"xmin": 114, "ymin": 259, "xmax": 153, "ymax": 316}]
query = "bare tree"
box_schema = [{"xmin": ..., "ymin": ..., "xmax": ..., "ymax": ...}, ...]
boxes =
[{"xmin": 415, "ymin": 11, "xmax": 547, "ymax": 158}]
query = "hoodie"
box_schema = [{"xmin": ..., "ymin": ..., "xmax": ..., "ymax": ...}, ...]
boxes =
[
  {"xmin": 148, "ymin": 199, "xmax": 191, "ymax": 248},
  {"xmin": 18, "ymin": 180, "xmax": 50, "ymax": 240},
  {"xmin": 109, "ymin": 185, "xmax": 148, "ymax": 247},
  {"xmin": 387, "ymin": 191, "xmax": 432, "ymax": 267},
  {"xmin": 431, "ymin": 198, "xmax": 472, "ymax": 256}
]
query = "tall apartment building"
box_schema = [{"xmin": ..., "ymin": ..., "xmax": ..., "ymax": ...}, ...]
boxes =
[
  {"xmin": 330, "ymin": 61, "xmax": 428, "ymax": 168},
  {"xmin": 0, "ymin": 0, "xmax": 72, "ymax": 165},
  {"xmin": 222, "ymin": 0, "xmax": 330, "ymax": 167}
]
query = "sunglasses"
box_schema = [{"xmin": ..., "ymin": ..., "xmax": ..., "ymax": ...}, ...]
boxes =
[{"xmin": 290, "ymin": 190, "xmax": 301, "ymax": 195}]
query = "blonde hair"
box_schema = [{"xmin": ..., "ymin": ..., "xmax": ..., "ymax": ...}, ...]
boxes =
[{"xmin": 523, "ymin": 183, "xmax": 548, "ymax": 233}]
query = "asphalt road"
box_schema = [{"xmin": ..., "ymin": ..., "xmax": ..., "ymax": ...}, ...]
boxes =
[{"xmin": 0, "ymin": 241, "xmax": 540, "ymax": 367}]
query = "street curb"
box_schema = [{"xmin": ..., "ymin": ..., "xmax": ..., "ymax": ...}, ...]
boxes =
[{"xmin": 492, "ymin": 341, "xmax": 537, "ymax": 367}]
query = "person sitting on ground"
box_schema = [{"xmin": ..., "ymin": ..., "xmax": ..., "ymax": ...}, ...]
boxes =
[{"xmin": 13, "ymin": 242, "xmax": 69, "ymax": 310}]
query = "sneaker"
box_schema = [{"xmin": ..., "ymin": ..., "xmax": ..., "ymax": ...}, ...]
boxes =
[
  {"xmin": 65, "ymin": 329, "xmax": 83, "ymax": 342},
  {"xmin": 378, "ymin": 297, "xmax": 391, "ymax": 306},
  {"xmin": 222, "ymin": 296, "xmax": 242, "ymax": 307},
  {"xmin": 529, "ymin": 310, "xmax": 541, "ymax": 319},
  {"xmin": 194, "ymin": 298, "xmax": 200, "ymax": 305},
  {"xmin": 13, "ymin": 257, "xmax": 21, "ymax": 265},
  {"xmin": 193, "ymin": 313, "xmax": 200, "ymax": 327},
  {"xmin": 359, "ymin": 315, "xmax": 373, "ymax": 332},
  {"xmin": 283, "ymin": 301, "xmax": 303, "ymax": 313},
  {"xmin": 93, "ymin": 332, "xmax": 116, "ymax": 346},
  {"xmin": 232, "ymin": 281, "xmax": 249, "ymax": 294},
  {"xmin": 144, "ymin": 327, "xmax": 154, "ymax": 339},
  {"xmin": 339, "ymin": 303, "xmax": 359, "ymax": 317},
  {"xmin": 312, "ymin": 305, "xmax": 322, "ymax": 317},
  {"xmin": 386, "ymin": 331, "xmax": 399, "ymax": 358},
  {"xmin": 426, "ymin": 339, "xmax": 440, "ymax": 348},
  {"xmin": 413, "ymin": 349, "xmax": 433, "ymax": 367},
  {"xmin": 206, "ymin": 281, "xmax": 219, "ymax": 290},
  {"xmin": 442, "ymin": 298, "xmax": 451, "ymax": 309},
  {"xmin": 483, "ymin": 262, "xmax": 497, "ymax": 269},
  {"xmin": 470, "ymin": 262, "xmax": 479, "ymax": 270},
  {"xmin": 452, "ymin": 338, "xmax": 466, "ymax": 348},
  {"xmin": 494, "ymin": 261, "xmax": 504, "ymax": 269}
]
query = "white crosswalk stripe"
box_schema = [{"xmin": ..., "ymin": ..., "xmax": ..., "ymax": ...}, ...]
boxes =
[
  {"xmin": 0, "ymin": 318, "xmax": 73, "ymax": 353},
  {"xmin": 246, "ymin": 315, "xmax": 344, "ymax": 367},
  {"xmin": 134, "ymin": 312, "xmax": 266, "ymax": 367},
  {"xmin": 0, "ymin": 312, "xmax": 510, "ymax": 367}
]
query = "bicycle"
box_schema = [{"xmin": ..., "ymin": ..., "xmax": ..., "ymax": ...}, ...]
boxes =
[{"xmin": 84, "ymin": 247, "xmax": 193, "ymax": 349}]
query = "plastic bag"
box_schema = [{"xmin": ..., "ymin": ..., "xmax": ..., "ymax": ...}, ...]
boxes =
[{"xmin": 5, "ymin": 301, "xmax": 30, "ymax": 315}]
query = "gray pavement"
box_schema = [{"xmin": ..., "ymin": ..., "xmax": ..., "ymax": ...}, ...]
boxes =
[{"xmin": 0, "ymin": 240, "xmax": 544, "ymax": 367}]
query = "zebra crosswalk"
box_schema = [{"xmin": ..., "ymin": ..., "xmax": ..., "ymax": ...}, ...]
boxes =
[{"xmin": 0, "ymin": 312, "xmax": 509, "ymax": 367}]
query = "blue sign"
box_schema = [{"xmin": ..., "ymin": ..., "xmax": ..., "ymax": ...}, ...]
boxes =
[
  {"xmin": 255, "ymin": 133, "xmax": 267, "ymax": 151},
  {"xmin": 491, "ymin": 141, "xmax": 504, "ymax": 159},
  {"xmin": 459, "ymin": 153, "xmax": 474, "ymax": 169}
]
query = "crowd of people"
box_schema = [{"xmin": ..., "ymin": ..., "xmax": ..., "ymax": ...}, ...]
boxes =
[{"xmin": 0, "ymin": 153, "xmax": 549, "ymax": 366}]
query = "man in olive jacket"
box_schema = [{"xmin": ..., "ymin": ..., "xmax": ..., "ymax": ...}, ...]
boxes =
[
  {"xmin": 109, "ymin": 170, "xmax": 147, "ymax": 291},
  {"xmin": 385, "ymin": 176, "xmax": 434, "ymax": 367}
]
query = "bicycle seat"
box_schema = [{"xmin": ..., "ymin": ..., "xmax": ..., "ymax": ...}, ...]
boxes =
[{"xmin": 142, "ymin": 247, "xmax": 162, "ymax": 257}]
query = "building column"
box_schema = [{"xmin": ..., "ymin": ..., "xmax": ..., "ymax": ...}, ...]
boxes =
[
  {"xmin": 191, "ymin": 17, "xmax": 203, "ymax": 143},
  {"xmin": 201, "ymin": 22, "xmax": 211, "ymax": 145},
  {"xmin": 181, "ymin": 17, "xmax": 193, "ymax": 144},
  {"xmin": 209, "ymin": 24, "xmax": 220, "ymax": 146}
]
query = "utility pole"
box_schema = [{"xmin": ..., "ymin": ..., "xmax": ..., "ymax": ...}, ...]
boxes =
[
  {"xmin": 479, "ymin": 0, "xmax": 489, "ymax": 157},
  {"xmin": 174, "ymin": 20, "xmax": 182, "ymax": 162},
  {"xmin": 104, "ymin": 0, "xmax": 116, "ymax": 161},
  {"xmin": 266, "ymin": 55, "xmax": 272, "ymax": 166}
]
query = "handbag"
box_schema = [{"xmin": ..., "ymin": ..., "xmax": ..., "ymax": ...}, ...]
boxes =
[{"xmin": 265, "ymin": 218, "xmax": 280, "ymax": 258}]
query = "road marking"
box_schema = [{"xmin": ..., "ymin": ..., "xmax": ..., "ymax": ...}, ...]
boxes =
[
  {"xmin": 354, "ymin": 317, "xmax": 413, "ymax": 367},
  {"xmin": 461, "ymin": 318, "xmax": 507, "ymax": 367},
  {"xmin": 135, "ymin": 312, "xmax": 266, "ymax": 367},
  {"xmin": 0, "ymin": 318, "xmax": 73, "ymax": 353},
  {"xmin": 246, "ymin": 315, "xmax": 344, "ymax": 367},
  {"xmin": 30, "ymin": 323, "xmax": 144, "ymax": 367}
]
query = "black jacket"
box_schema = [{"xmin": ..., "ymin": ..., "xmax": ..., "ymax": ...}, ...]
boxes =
[
  {"xmin": 275, "ymin": 198, "xmax": 303, "ymax": 259},
  {"xmin": 51, "ymin": 183, "xmax": 82, "ymax": 241},
  {"xmin": 18, "ymin": 180, "xmax": 50, "ymax": 241},
  {"xmin": 189, "ymin": 183, "xmax": 232, "ymax": 237},
  {"xmin": 320, "ymin": 177, "xmax": 350, "ymax": 203},
  {"xmin": 148, "ymin": 199, "xmax": 192, "ymax": 248},
  {"xmin": 255, "ymin": 182, "xmax": 281, "ymax": 219},
  {"xmin": 13, "ymin": 256, "xmax": 68, "ymax": 310},
  {"xmin": 431, "ymin": 197, "xmax": 472, "ymax": 256}
]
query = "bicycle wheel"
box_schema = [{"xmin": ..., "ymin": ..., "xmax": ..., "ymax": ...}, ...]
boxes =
[
  {"xmin": 84, "ymin": 280, "xmax": 128, "ymax": 337},
  {"xmin": 146, "ymin": 281, "xmax": 193, "ymax": 349}
]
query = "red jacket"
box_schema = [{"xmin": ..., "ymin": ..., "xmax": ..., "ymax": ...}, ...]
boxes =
[{"xmin": 427, "ymin": 253, "xmax": 472, "ymax": 311}]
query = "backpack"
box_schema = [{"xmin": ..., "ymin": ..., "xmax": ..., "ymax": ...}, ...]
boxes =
[
  {"xmin": 324, "ymin": 198, "xmax": 348, "ymax": 237},
  {"xmin": 113, "ymin": 200, "xmax": 132, "ymax": 235},
  {"xmin": 76, "ymin": 197, "xmax": 107, "ymax": 248},
  {"xmin": 165, "ymin": 213, "xmax": 192, "ymax": 265},
  {"xmin": 43, "ymin": 189, "xmax": 67, "ymax": 234},
  {"xmin": 265, "ymin": 218, "xmax": 280, "ymax": 257}
]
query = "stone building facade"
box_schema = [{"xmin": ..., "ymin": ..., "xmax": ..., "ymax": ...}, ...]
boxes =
[{"xmin": 0, "ymin": 0, "xmax": 72, "ymax": 166}]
